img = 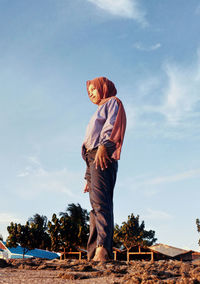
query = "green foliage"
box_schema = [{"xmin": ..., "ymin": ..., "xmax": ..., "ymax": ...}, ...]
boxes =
[
  {"xmin": 113, "ymin": 224, "xmax": 122, "ymax": 248},
  {"xmin": 6, "ymin": 206, "xmax": 158, "ymax": 256},
  {"xmin": 48, "ymin": 214, "xmax": 62, "ymax": 252},
  {"xmin": 62, "ymin": 203, "xmax": 89, "ymax": 247},
  {"xmin": 48, "ymin": 203, "xmax": 89, "ymax": 252},
  {"xmin": 28, "ymin": 214, "xmax": 51, "ymax": 250},
  {"xmin": 196, "ymin": 219, "xmax": 200, "ymax": 232},
  {"xmin": 6, "ymin": 204, "xmax": 89, "ymax": 255},
  {"xmin": 113, "ymin": 213, "xmax": 157, "ymax": 251},
  {"xmin": 6, "ymin": 221, "xmax": 36, "ymax": 257},
  {"xmin": 47, "ymin": 213, "xmax": 79, "ymax": 251},
  {"xmin": 196, "ymin": 218, "xmax": 200, "ymax": 246},
  {"xmin": 6, "ymin": 214, "xmax": 51, "ymax": 257}
]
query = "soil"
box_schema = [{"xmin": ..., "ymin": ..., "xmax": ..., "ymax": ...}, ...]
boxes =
[{"xmin": 0, "ymin": 258, "xmax": 200, "ymax": 283}]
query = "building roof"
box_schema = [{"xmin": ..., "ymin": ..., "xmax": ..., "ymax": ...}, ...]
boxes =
[
  {"xmin": 26, "ymin": 248, "xmax": 58, "ymax": 259},
  {"xmin": 1, "ymin": 241, "xmax": 58, "ymax": 259},
  {"xmin": 149, "ymin": 243, "xmax": 191, "ymax": 257}
]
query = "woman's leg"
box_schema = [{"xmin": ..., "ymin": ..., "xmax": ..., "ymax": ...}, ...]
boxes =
[
  {"xmin": 87, "ymin": 209, "xmax": 97, "ymax": 260},
  {"xmin": 88, "ymin": 154, "xmax": 118, "ymax": 259},
  {"xmin": 85, "ymin": 154, "xmax": 98, "ymax": 260}
]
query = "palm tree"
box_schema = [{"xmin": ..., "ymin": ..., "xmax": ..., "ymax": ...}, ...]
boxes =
[
  {"xmin": 28, "ymin": 214, "xmax": 51, "ymax": 250},
  {"xmin": 60, "ymin": 203, "xmax": 89, "ymax": 248}
]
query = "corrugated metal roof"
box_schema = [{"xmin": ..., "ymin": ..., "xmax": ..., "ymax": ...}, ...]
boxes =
[
  {"xmin": 27, "ymin": 248, "xmax": 59, "ymax": 259},
  {"xmin": 2, "ymin": 242, "xmax": 58, "ymax": 259},
  {"xmin": 149, "ymin": 243, "xmax": 189, "ymax": 257}
]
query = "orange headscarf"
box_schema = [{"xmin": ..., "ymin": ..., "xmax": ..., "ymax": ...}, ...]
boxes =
[{"xmin": 86, "ymin": 77, "xmax": 126, "ymax": 160}]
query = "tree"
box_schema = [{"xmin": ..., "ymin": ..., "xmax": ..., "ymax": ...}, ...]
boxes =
[
  {"xmin": 6, "ymin": 222, "xmax": 36, "ymax": 258},
  {"xmin": 48, "ymin": 212, "xmax": 79, "ymax": 251},
  {"xmin": 60, "ymin": 203, "xmax": 89, "ymax": 248},
  {"xmin": 7, "ymin": 214, "xmax": 51, "ymax": 258},
  {"xmin": 59, "ymin": 214, "xmax": 76, "ymax": 249},
  {"xmin": 113, "ymin": 224, "xmax": 122, "ymax": 248},
  {"xmin": 48, "ymin": 203, "xmax": 89, "ymax": 252},
  {"xmin": 196, "ymin": 218, "xmax": 200, "ymax": 246},
  {"xmin": 28, "ymin": 214, "xmax": 51, "ymax": 250},
  {"xmin": 113, "ymin": 214, "xmax": 157, "ymax": 251},
  {"xmin": 48, "ymin": 214, "xmax": 62, "ymax": 252},
  {"xmin": 6, "ymin": 204, "xmax": 90, "ymax": 256}
]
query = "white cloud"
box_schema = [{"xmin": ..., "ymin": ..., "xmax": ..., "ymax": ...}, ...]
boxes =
[
  {"xmin": 137, "ymin": 77, "xmax": 161, "ymax": 98},
  {"xmin": 87, "ymin": 0, "xmax": 147, "ymax": 26},
  {"xmin": 120, "ymin": 168, "xmax": 200, "ymax": 194},
  {"xmin": 17, "ymin": 156, "xmax": 47, "ymax": 178},
  {"xmin": 0, "ymin": 213, "xmax": 21, "ymax": 224},
  {"xmin": 133, "ymin": 42, "xmax": 161, "ymax": 51},
  {"xmin": 16, "ymin": 156, "xmax": 83, "ymax": 199},
  {"xmin": 158, "ymin": 60, "xmax": 200, "ymax": 125},
  {"xmin": 0, "ymin": 213, "xmax": 24, "ymax": 241},
  {"xmin": 143, "ymin": 209, "xmax": 173, "ymax": 221},
  {"xmin": 126, "ymin": 48, "xmax": 200, "ymax": 139},
  {"xmin": 141, "ymin": 168, "xmax": 200, "ymax": 187},
  {"xmin": 195, "ymin": 4, "xmax": 200, "ymax": 14},
  {"xmin": 124, "ymin": 103, "xmax": 138, "ymax": 130},
  {"xmin": 147, "ymin": 58, "xmax": 200, "ymax": 126}
]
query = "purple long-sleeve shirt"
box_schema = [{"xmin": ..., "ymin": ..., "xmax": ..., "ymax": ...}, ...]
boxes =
[{"xmin": 83, "ymin": 97, "xmax": 119, "ymax": 151}]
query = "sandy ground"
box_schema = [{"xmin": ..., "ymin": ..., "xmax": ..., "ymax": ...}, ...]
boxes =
[{"xmin": 0, "ymin": 258, "xmax": 200, "ymax": 283}]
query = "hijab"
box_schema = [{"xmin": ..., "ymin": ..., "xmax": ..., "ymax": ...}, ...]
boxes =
[{"xmin": 86, "ymin": 77, "xmax": 126, "ymax": 160}]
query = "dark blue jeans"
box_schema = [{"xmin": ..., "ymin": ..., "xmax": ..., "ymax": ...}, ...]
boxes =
[{"xmin": 85, "ymin": 149, "xmax": 118, "ymax": 259}]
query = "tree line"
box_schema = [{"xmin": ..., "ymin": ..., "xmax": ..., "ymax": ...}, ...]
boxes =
[
  {"xmin": 2, "ymin": 210, "xmax": 200, "ymax": 257},
  {"xmin": 5, "ymin": 203, "xmax": 158, "ymax": 257}
]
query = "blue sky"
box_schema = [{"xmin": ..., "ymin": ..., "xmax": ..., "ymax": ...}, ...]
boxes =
[{"xmin": 0, "ymin": 0, "xmax": 200, "ymax": 251}]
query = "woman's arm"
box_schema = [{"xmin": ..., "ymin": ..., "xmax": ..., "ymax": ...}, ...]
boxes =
[{"xmin": 94, "ymin": 99, "xmax": 119, "ymax": 170}]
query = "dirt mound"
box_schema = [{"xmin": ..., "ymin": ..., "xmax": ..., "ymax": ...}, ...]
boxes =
[{"xmin": 0, "ymin": 258, "xmax": 199, "ymax": 283}]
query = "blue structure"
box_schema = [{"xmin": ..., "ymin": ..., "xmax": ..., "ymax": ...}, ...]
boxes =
[{"xmin": 0, "ymin": 241, "xmax": 59, "ymax": 259}]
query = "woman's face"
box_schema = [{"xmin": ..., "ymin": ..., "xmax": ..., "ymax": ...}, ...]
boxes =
[{"xmin": 88, "ymin": 84, "xmax": 101, "ymax": 105}]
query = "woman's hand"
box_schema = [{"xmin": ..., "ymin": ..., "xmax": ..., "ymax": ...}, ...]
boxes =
[
  {"xmin": 84, "ymin": 182, "xmax": 89, "ymax": 193},
  {"xmin": 94, "ymin": 145, "xmax": 112, "ymax": 170}
]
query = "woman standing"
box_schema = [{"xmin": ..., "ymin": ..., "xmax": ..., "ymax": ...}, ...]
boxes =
[{"xmin": 82, "ymin": 77, "xmax": 126, "ymax": 261}]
